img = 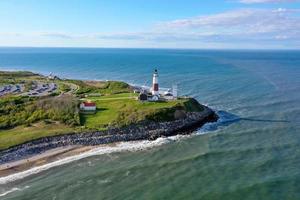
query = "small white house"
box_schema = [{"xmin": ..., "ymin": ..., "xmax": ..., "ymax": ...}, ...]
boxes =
[
  {"xmin": 163, "ymin": 92, "xmax": 174, "ymax": 100},
  {"xmin": 80, "ymin": 102, "xmax": 96, "ymax": 112},
  {"xmin": 149, "ymin": 95, "xmax": 160, "ymax": 102},
  {"xmin": 47, "ymin": 72, "xmax": 59, "ymax": 80}
]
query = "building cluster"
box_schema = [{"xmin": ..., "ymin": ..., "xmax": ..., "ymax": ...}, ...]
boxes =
[
  {"xmin": 79, "ymin": 68, "xmax": 178, "ymax": 113},
  {"xmin": 0, "ymin": 84, "xmax": 23, "ymax": 97},
  {"xmin": 138, "ymin": 69, "xmax": 178, "ymax": 102},
  {"xmin": 47, "ymin": 72, "xmax": 60, "ymax": 80}
]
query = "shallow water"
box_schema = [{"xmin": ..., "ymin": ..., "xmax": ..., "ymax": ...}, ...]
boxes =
[{"xmin": 0, "ymin": 48, "xmax": 299, "ymax": 199}]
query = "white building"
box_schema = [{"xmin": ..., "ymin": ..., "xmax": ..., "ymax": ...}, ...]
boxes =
[
  {"xmin": 164, "ymin": 90, "xmax": 174, "ymax": 100},
  {"xmin": 151, "ymin": 69, "xmax": 159, "ymax": 96},
  {"xmin": 80, "ymin": 102, "xmax": 96, "ymax": 112},
  {"xmin": 150, "ymin": 95, "xmax": 160, "ymax": 101},
  {"xmin": 47, "ymin": 72, "xmax": 59, "ymax": 80},
  {"xmin": 172, "ymin": 84, "xmax": 178, "ymax": 99}
]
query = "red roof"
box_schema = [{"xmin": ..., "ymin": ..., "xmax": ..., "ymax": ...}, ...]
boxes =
[{"xmin": 83, "ymin": 102, "xmax": 96, "ymax": 107}]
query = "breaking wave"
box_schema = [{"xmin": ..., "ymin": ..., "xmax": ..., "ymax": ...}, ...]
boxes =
[
  {"xmin": 196, "ymin": 110, "xmax": 240, "ymax": 134},
  {"xmin": 0, "ymin": 136, "xmax": 182, "ymax": 185},
  {"xmin": 0, "ymin": 110, "xmax": 240, "ymax": 186},
  {"xmin": 0, "ymin": 186, "xmax": 30, "ymax": 197}
]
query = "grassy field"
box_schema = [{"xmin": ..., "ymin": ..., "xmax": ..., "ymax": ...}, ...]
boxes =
[
  {"xmin": 0, "ymin": 95, "xmax": 201, "ymax": 150},
  {"xmin": 80, "ymin": 93, "xmax": 203, "ymax": 130},
  {"xmin": 67, "ymin": 80, "xmax": 131, "ymax": 95},
  {"xmin": 87, "ymin": 92, "xmax": 137, "ymax": 99},
  {"xmin": 0, "ymin": 122, "xmax": 76, "ymax": 150},
  {"xmin": 0, "ymin": 71, "xmax": 131, "ymax": 96},
  {"xmin": 0, "ymin": 71, "xmax": 44, "ymax": 85}
]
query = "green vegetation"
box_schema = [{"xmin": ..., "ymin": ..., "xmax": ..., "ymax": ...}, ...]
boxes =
[
  {"xmin": 59, "ymin": 82, "xmax": 72, "ymax": 92},
  {"xmin": 0, "ymin": 71, "xmax": 205, "ymax": 150},
  {"xmin": 0, "ymin": 122, "xmax": 76, "ymax": 150},
  {"xmin": 80, "ymin": 93, "xmax": 204, "ymax": 129},
  {"xmin": 0, "ymin": 95, "xmax": 80, "ymax": 129},
  {"xmin": 67, "ymin": 80, "xmax": 131, "ymax": 95},
  {"xmin": 0, "ymin": 71, "xmax": 38, "ymax": 79},
  {"xmin": 0, "ymin": 71, "xmax": 42, "ymax": 85}
]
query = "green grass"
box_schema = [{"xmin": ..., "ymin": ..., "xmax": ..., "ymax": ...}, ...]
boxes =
[
  {"xmin": 85, "ymin": 92, "xmax": 138, "ymax": 100},
  {"xmin": 58, "ymin": 82, "xmax": 71, "ymax": 92},
  {"xmin": 67, "ymin": 80, "xmax": 131, "ymax": 95},
  {"xmin": 0, "ymin": 71, "xmax": 44, "ymax": 85},
  {"xmin": 0, "ymin": 94, "xmax": 204, "ymax": 150},
  {"xmin": 80, "ymin": 94, "xmax": 203, "ymax": 130},
  {"xmin": 0, "ymin": 95, "xmax": 80, "ymax": 129},
  {"xmin": 0, "ymin": 122, "xmax": 76, "ymax": 150}
]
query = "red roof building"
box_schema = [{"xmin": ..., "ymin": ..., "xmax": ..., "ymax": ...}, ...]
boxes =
[
  {"xmin": 83, "ymin": 102, "xmax": 96, "ymax": 107},
  {"xmin": 80, "ymin": 101, "xmax": 96, "ymax": 111}
]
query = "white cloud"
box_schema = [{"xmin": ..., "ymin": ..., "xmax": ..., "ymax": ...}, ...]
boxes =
[
  {"xmin": 38, "ymin": 32, "xmax": 73, "ymax": 39},
  {"xmin": 0, "ymin": 32, "xmax": 75, "ymax": 39},
  {"xmin": 160, "ymin": 8, "xmax": 300, "ymax": 40},
  {"xmin": 1, "ymin": 8, "xmax": 300, "ymax": 49}
]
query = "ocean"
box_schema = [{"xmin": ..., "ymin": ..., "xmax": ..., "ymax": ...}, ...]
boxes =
[{"xmin": 0, "ymin": 48, "xmax": 299, "ymax": 200}]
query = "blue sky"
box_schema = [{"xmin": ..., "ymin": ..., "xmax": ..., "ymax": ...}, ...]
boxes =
[{"xmin": 0, "ymin": 0, "xmax": 300, "ymax": 49}]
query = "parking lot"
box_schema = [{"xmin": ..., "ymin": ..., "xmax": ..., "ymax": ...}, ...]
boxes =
[
  {"xmin": 0, "ymin": 84, "xmax": 24, "ymax": 97},
  {"xmin": 0, "ymin": 82, "xmax": 58, "ymax": 97},
  {"xmin": 23, "ymin": 82, "xmax": 58, "ymax": 97}
]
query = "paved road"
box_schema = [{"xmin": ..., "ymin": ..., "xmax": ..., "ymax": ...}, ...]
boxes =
[
  {"xmin": 80, "ymin": 96, "xmax": 136, "ymax": 101},
  {"xmin": 58, "ymin": 82, "xmax": 79, "ymax": 97},
  {"xmin": 66, "ymin": 82, "xmax": 79, "ymax": 94}
]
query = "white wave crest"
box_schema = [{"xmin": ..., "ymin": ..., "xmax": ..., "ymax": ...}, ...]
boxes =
[
  {"xmin": 0, "ymin": 186, "xmax": 29, "ymax": 197},
  {"xmin": 0, "ymin": 137, "xmax": 181, "ymax": 185},
  {"xmin": 196, "ymin": 110, "xmax": 239, "ymax": 134}
]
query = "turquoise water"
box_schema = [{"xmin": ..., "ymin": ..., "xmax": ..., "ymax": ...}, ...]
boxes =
[{"xmin": 0, "ymin": 48, "xmax": 299, "ymax": 199}]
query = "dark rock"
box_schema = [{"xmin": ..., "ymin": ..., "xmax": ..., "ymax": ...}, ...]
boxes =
[{"xmin": 0, "ymin": 106, "xmax": 218, "ymax": 164}]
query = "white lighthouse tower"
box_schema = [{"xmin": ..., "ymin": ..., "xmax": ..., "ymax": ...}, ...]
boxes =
[{"xmin": 152, "ymin": 69, "xmax": 159, "ymax": 96}]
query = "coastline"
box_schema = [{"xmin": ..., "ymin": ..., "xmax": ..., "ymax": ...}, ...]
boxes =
[
  {"xmin": 0, "ymin": 106, "xmax": 218, "ymax": 179},
  {"xmin": 0, "ymin": 145, "xmax": 91, "ymax": 177},
  {"xmin": 0, "ymin": 137, "xmax": 187, "ymax": 184}
]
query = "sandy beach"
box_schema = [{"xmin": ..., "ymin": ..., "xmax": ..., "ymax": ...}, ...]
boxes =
[{"xmin": 0, "ymin": 145, "xmax": 97, "ymax": 177}]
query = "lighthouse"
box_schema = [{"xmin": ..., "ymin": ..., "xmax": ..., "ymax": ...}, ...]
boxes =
[{"xmin": 152, "ymin": 69, "xmax": 159, "ymax": 95}]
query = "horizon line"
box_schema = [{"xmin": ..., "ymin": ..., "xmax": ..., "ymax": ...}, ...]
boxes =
[{"xmin": 0, "ymin": 46, "xmax": 300, "ymax": 51}]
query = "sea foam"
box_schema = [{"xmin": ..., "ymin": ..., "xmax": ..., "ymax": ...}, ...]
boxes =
[
  {"xmin": 0, "ymin": 186, "xmax": 30, "ymax": 197},
  {"xmin": 0, "ymin": 109, "xmax": 229, "ymax": 185},
  {"xmin": 0, "ymin": 136, "xmax": 181, "ymax": 185}
]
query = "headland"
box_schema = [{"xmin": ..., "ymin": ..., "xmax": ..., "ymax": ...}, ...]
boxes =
[{"xmin": 0, "ymin": 70, "xmax": 218, "ymax": 176}]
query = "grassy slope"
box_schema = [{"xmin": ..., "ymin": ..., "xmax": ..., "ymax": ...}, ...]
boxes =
[
  {"xmin": 0, "ymin": 95, "xmax": 202, "ymax": 150},
  {"xmin": 80, "ymin": 93, "xmax": 204, "ymax": 130},
  {"xmin": 0, "ymin": 122, "xmax": 76, "ymax": 150},
  {"xmin": 0, "ymin": 95, "xmax": 80, "ymax": 129},
  {"xmin": 67, "ymin": 80, "xmax": 131, "ymax": 95},
  {"xmin": 0, "ymin": 71, "xmax": 43, "ymax": 85}
]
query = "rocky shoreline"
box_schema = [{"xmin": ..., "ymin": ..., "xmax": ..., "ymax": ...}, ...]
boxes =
[{"xmin": 0, "ymin": 106, "xmax": 218, "ymax": 165}]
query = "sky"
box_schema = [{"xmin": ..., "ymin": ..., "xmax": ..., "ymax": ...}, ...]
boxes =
[{"xmin": 0, "ymin": 0, "xmax": 300, "ymax": 49}]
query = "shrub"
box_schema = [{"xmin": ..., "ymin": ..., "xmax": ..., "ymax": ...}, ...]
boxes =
[{"xmin": 0, "ymin": 95, "xmax": 80, "ymax": 129}]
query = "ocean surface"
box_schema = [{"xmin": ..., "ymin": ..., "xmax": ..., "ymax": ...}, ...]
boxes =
[{"xmin": 0, "ymin": 48, "xmax": 299, "ymax": 200}]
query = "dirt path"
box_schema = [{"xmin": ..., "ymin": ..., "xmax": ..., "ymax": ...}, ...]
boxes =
[{"xmin": 96, "ymin": 96, "xmax": 136, "ymax": 101}]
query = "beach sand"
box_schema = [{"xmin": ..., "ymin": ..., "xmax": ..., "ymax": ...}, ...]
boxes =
[{"xmin": 0, "ymin": 145, "xmax": 97, "ymax": 177}]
